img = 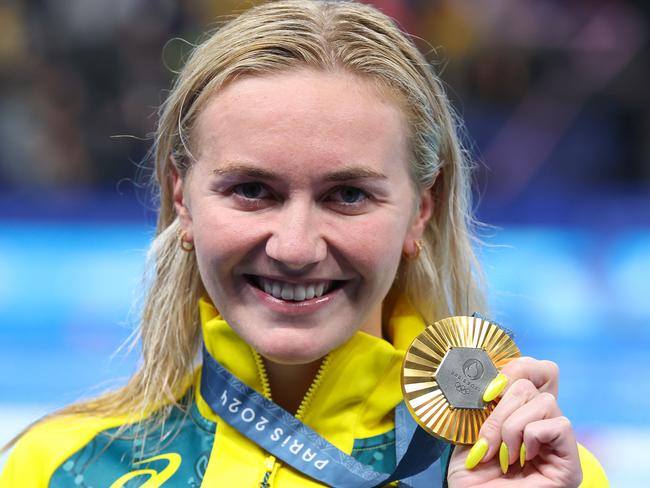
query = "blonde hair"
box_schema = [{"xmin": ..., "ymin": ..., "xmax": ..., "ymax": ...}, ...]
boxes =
[{"xmin": 5, "ymin": 0, "xmax": 485, "ymax": 450}]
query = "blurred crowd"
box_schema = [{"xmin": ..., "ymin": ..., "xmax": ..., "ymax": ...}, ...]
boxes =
[{"xmin": 0, "ymin": 0, "xmax": 648, "ymax": 206}]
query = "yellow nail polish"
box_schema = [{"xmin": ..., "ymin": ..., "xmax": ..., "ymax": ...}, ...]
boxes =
[
  {"xmin": 499, "ymin": 441, "xmax": 509, "ymax": 474},
  {"xmin": 520, "ymin": 442, "xmax": 526, "ymax": 468},
  {"xmin": 465, "ymin": 438, "xmax": 489, "ymax": 470},
  {"xmin": 483, "ymin": 373, "xmax": 508, "ymax": 402}
]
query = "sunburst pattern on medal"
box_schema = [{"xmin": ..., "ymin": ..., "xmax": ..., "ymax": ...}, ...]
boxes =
[{"xmin": 401, "ymin": 316, "xmax": 520, "ymax": 445}]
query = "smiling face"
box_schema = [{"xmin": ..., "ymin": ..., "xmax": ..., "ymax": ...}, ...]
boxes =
[{"xmin": 173, "ymin": 69, "xmax": 432, "ymax": 365}]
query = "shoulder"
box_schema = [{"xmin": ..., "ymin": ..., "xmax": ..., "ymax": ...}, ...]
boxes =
[
  {"xmin": 1, "ymin": 400, "xmax": 215, "ymax": 488},
  {"xmin": 577, "ymin": 443, "xmax": 610, "ymax": 487},
  {"xmin": 0, "ymin": 414, "xmax": 128, "ymax": 488}
]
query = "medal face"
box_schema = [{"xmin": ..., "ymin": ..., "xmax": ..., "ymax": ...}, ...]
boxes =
[
  {"xmin": 401, "ymin": 316, "xmax": 520, "ymax": 445},
  {"xmin": 436, "ymin": 347, "xmax": 498, "ymax": 409}
]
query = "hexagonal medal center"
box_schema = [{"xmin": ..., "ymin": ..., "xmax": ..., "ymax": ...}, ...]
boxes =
[{"xmin": 435, "ymin": 347, "xmax": 498, "ymax": 409}]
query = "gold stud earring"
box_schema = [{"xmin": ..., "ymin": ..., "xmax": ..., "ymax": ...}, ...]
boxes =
[
  {"xmin": 403, "ymin": 239, "xmax": 423, "ymax": 261},
  {"xmin": 178, "ymin": 229, "xmax": 194, "ymax": 252}
]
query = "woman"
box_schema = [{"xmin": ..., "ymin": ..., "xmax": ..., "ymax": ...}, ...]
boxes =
[{"xmin": 1, "ymin": 1, "xmax": 608, "ymax": 486}]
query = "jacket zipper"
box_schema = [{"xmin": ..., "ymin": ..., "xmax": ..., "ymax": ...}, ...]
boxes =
[
  {"xmin": 252, "ymin": 351, "xmax": 332, "ymax": 487},
  {"xmin": 294, "ymin": 355, "xmax": 331, "ymax": 421},
  {"xmin": 259, "ymin": 455, "xmax": 279, "ymax": 488}
]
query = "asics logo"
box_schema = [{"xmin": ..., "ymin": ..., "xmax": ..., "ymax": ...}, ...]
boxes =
[{"xmin": 109, "ymin": 453, "xmax": 181, "ymax": 488}]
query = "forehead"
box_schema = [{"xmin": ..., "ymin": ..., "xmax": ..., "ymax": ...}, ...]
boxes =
[{"xmin": 192, "ymin": 69, "xmax": 412, "ymax": 178}]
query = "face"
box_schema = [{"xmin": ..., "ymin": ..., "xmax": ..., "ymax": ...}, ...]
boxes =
[{"xmin": 174, "ymin": 69, "xmax": 432, "ymax": 365}]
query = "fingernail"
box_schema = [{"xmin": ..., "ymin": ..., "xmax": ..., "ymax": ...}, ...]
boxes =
[
  {"xmin": 465, "ymin": 438, "xmax": 489, "ymax": 470},
  {"xmin": 499, "ymin": 441, "xmax": 509, "ymax": 474},
  {"xmin": 520, "ymin": 442, "xmax": 526, "ymax": 468},
  {"xmin": 483, "ymin": 373, "xmax": 508, "ymax": 402}
]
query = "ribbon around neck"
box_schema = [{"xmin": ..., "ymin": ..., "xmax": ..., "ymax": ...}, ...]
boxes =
[{"xmin": 200, "ymin": 346, "xmax": 445, "ymax": 487}]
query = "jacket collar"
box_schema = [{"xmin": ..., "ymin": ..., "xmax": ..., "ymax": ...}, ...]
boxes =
[{"xmin": 196, "ymin": 295, "xmax": 426, "ymax": 453}]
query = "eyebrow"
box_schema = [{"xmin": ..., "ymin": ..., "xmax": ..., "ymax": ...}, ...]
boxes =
[
  {"xmin": 212, "ymin": 162, "xmax": 388, "ymax": 181},
  {"xmin": 212, "ymin": 163, "xmax": 278, "ymax": 180},
  {"xmin": 324, "ymin": 166, "xmax": 388, "ymax": 182}
]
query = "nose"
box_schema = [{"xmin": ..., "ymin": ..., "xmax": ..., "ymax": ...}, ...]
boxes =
[{"xmin": 265, "ymin": 200, "xmax": 327, "ymax": 270}]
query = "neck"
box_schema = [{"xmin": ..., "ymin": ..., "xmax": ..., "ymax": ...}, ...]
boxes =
[
  {"xmin": 360, "ymin": 302, "xmax": 383, "ymax": 338},
  {"xmin": 261, "ymin": 303, "xmax": 386, "ymax": 413},
  {"xmin": 263, "ymin": 357, "xmax": 323, "ymax": 414}
]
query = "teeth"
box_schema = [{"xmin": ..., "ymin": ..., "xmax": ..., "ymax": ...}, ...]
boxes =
[
  {"xmin": 305, "ymin": 285, "xmax": 315, "ymax": 299},
  {"xmin": 281, "ymin": 285, "xmax": 293, "ymax": 300},
  {"xmin": 272, "ymin": 282, "xmax": 282, "ymax": 298},
  {"xmin": 257, "ymin": 277, "xmax": 334, "ymax": 301},
  {"xmin": 315, "ymin": 283, "xmax": 325, "ymax": 296},
  {"xmin": 293, "ymin": 285, "xmax": 306, "ymax": 301}
]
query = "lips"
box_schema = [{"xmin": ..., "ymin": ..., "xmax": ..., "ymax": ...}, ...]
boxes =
[{"xmin": 245, "ymin": 275, "xmax": 344, "ymax": 302}]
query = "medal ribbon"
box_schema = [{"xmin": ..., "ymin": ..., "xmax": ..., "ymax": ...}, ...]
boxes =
[{"xmin": 200, "ymin": 346, "xmax": 445, "ymax": 487}]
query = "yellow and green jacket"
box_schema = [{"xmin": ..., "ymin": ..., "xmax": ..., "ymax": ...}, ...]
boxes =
[{"xmin": 1, "ymin": 297, "xmax": 608, "ymax": 487}]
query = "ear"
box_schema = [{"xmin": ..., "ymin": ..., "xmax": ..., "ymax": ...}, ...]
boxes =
[
  {"xmin": 171, "ymin": 162, "xmax": 194, "ymax": 242},
  {"xmin": 403, "ymin": 187, "xmax": 433, "ymax": 255}
]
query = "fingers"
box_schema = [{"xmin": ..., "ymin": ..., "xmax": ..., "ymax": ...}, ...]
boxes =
[
  {"xmin": 481, "ymin": 356, "xmax": 559, "ymax": 406},
  {"xmin": 500, "ymin": 391, "xmax": 562, "ymax": 466},
  {"xmin": 467, "ymin": 378, "xmax": 565, "ymax": 473},
  {"xmin": 523, "ymin": 416, "xmax": 578, "ymax": 463},
  {"xmin": 464, "ymin": 355, "xmax": 579, "ymax": 482},
  {"xmin": 499, "ymin": 356, "xmax": 560, "ymax": 398},
  {"xmin": 460, "ymin": 416, "xmax": 582, "ymax": 487},
  {"xmin": 477, "ymin": 378, "xmax": 539, "ymax": 463},
  {"xmin": 523, "ymin": 417, "xmax": 583, "ymax": 486}
]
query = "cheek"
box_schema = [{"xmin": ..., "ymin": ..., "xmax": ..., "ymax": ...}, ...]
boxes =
[
  {"xmin": 332, "ymin": 217, "xmax": 406, "ymax": 278},
  {"xmin": 191, "ymin": 208, "xmax": 258, "ymax": 281},
  {"xmin": 191, "ymin": 201, "xmax": 409, "ymax": 282}
]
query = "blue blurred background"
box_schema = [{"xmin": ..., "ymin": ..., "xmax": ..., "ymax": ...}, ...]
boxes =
[{"xmin": 0, "ymin": 0, "xmax": 648, "ymax": 485}]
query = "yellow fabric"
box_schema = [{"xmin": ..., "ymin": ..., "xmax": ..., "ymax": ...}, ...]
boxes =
[
  {"xmin": 0, "ymin": 295, "xmax": 609, "ymax": 487},
  {"xmin": 197, "ymin": 296, "xmax": 418, "ymax": 486},
  {"xmin": 0, "ymin": 414, "xmax": 128, "ymax": 487},
  {"xmin": 578, "ymin": 443, "xmax": 610, "ymax": 487}
]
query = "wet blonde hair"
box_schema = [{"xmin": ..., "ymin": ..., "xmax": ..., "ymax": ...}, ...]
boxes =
[{"xmin": 5, "ymin": 0, "xmax": 485, "ymax": 449}]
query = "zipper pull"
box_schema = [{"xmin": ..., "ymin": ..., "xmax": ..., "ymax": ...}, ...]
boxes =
[{"xmin": 259, "ymin": 455, "xmax": 279, "ymax": 488}]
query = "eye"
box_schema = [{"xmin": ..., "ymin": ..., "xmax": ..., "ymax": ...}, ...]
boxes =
[
  {"xmin": 329, "ymin": 186, "xmax": 369, "ymax": 205},
  {"xmin": 233, "ymin": 182, "xmax": 269, "ymax": 200}
]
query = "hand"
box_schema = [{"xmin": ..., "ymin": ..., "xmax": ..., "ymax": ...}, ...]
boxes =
[{"xmin": 446, "ymin": 357, "xmax": 582, "ymax": 487}]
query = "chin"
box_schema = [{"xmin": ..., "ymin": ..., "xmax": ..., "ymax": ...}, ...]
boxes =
[{"xmin": 253, "ymin": 330, "xmax": 343, "ymax": 365}]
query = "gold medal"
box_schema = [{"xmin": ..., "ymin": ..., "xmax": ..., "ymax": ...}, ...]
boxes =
[{"xmin": 401, "ymin": 316, "xmax": 520, "ymax": 444}]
